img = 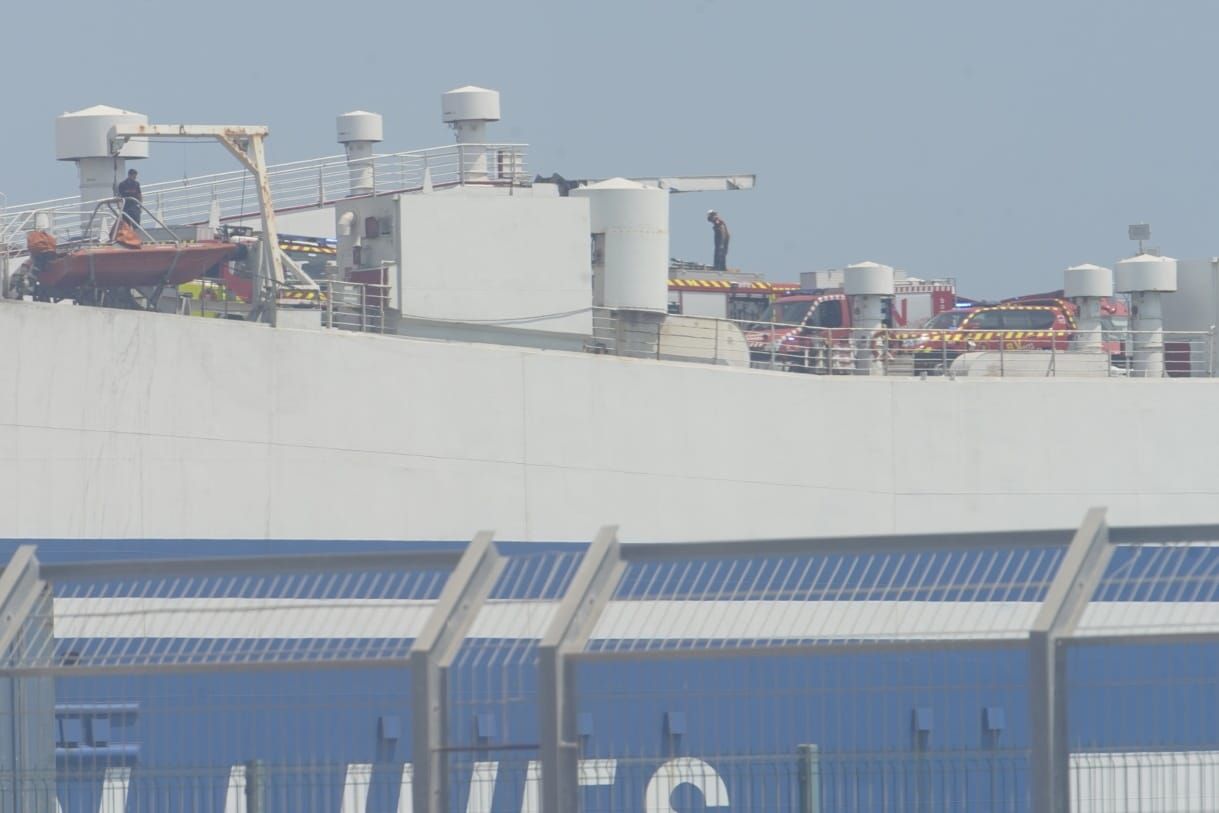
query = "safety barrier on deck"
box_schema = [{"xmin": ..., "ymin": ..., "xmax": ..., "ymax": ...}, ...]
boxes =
[
  {"xmin": 0, "ymin": 142, "xmax": 530, "ymax": 251},
  {"xmin": 591, "ymin": 308, "xmax": 1218, "ymax": 379}
]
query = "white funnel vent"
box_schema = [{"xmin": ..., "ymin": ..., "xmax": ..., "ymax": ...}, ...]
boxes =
[
  {"xmin": 336, "ymin": 111, "xmax": 384, "ymax": 196},
  {"xmin": 441, "ymin": 86, "xmax": 502, "ymax": 180},
  {"xmin": 1064, "ymin": 264, "xmax": 1114, "ymax": 352},
  {"xmin": 1115, "ymin": 254, "xmax": 1177, "ymax": 377},
  {"xmin": 844, "ymin": 261, "xmax": 895, "ymax": 375},
  {"xmin": 56, "ymin": 105, "xmax": 149, "ymax": 204},
  {"xmin": 441, "ymin": 86, "xmax": 501, "ymax": 134}
]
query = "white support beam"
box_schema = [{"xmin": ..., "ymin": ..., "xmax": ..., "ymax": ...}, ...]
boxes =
[
  {"xmin": 635, "ymin": 175, "xmax": 756, "ymax": 193},
  {"xmin": 1029, "ymin": 507, "xmax": 1115, "ymax": 813},
  {"xmin": 109, "ymin": 124, "xmax": 269, "ymax": 140},
  {"xmin": 410, "ymin": 532, "xmax": 503, "ymax": 813},
  {"xmin": 568, "ymin": 175, "xmax": 755, "ymax": 194},
  {"xmin": 538, "ymin": 526, "xmax": 623, "ymax": 813}
]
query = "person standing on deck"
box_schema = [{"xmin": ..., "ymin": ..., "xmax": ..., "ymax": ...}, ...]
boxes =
[
  {"xmin": 117, "ymin": 169, "xmax": 142, "ymax": 226},
  {"xmin": 707, "ymin": 210, "xmax": 730, "ymax": 270}
]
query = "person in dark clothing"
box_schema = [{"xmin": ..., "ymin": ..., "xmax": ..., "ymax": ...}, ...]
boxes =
[
  {"xmin": 117, "ymin": 169, "xmax": 142, "ymax": 225},
  {"xmin": 708, "ymin": 210, "xmax": 730, "ymax": 270}
]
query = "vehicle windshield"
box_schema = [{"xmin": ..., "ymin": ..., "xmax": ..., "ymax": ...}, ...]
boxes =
[
  {"xmin": 764, "ymin": 300, "xmax": 814, "ymax": 326},
  {"xmin": 921, "ymin": 311, "xmax": 970, "ymax": 330}
]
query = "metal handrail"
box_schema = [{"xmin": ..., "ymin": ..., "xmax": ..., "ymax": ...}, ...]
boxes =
[
  {"xmin": 0, "ymin": 142, "xmax": 530, "ymax": 251},
  {"xmin": 591, "ymin": 309, "xmax": 1216, "ymax": 378},
  {"xmin": 318, "ymin": 278, "xmax": 391, "ymax": 333}
]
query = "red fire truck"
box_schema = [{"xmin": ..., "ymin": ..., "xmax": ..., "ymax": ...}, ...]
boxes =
[{"xmin": 745, "ymin": 280, "xmax": 957, "ymax": 372}]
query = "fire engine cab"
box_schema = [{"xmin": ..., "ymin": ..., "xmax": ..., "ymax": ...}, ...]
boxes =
[
  {"xmin": 745, "ymin": 278, "xmax": 957, "ymax": 373},
  {"xmin": 904, "ymin": 303, "xmax": 1076, "ymax": 374},
  {"xmin": 900, "ymin": 294, "xmax": 1133, "ymax": 374}
]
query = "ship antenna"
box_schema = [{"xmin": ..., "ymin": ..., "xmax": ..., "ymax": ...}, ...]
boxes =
[{"xmin": 1128, "ymin": 222, "xmax": 1151, "ymax": 256}]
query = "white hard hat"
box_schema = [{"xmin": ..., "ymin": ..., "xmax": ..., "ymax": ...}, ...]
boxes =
[{"xmin": 707, "ymin": 209, "xmax": 717, "ymax": 216}]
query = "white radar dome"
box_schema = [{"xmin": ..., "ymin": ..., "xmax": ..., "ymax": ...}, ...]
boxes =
[
  {"xmin": 442, "ymin": 86, "xmax": 501, "ymax": 124},
  {"xmin": 1114, "ymin": 254, "xmax": 1177, "ymax": 293},
  {"xmin": 843, "ymin": 261, "xmax": 895, "ymax": 297},
  {"xmin": 336, "ymin": 111, "xmax": 383, "ymax": 144},
  {"xmin": 55, "ymin": 105, "xmax": 149, "ymax": 161},
  {"xmin": 1064, "ymin": 264, "xmax": 1114, "ymax": 299}
]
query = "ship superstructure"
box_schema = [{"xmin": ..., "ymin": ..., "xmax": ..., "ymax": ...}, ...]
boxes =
[{"xmin": 1, "ymin": 85, "xmax": 1218, "ymax": 544}]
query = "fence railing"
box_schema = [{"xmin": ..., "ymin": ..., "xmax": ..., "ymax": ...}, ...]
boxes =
[
  {"xmin": 592, "ymin": 309, "xmax": 1218, "ymax": 378},
  {"xmin": 0, "ymin": 142, "xmax": 529, "ymax": 251},
  {"xmin": 1, "ymin": 512, "xmax": 1219, "ymax": 811},
  {"xmin": 319, "ymin": 279, "xmax": 390, "ymax": 333}
]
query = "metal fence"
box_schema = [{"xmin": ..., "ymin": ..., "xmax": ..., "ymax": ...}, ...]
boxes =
[
  {"xmin": 1, "ymin": 511, "xmax": 1218, "ymax": 811},
  {"xmin": 592, "ymin": 308, "xmax": 1218, "ymax": 378},
  {"xmin": 0, "ymin": 142, "xmax": 529, "ymax": 251},
  {"xmin": 319, "ymin": 279, "xmax": 390, "ymax": 333}
]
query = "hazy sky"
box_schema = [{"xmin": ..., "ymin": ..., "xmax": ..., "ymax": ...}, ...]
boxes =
[{"xmin": 3, "ymin": 0, "xmax": 1217, "ymax": 298}]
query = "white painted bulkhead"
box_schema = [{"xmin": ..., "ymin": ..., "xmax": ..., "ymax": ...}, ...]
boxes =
[
  {"xmin": 334, "ymin": 187, "xmax": 592, "ymax": 335},
  {"xmin": 2, "ymin": 302, "xmax": 1218, "ymax": 541}
]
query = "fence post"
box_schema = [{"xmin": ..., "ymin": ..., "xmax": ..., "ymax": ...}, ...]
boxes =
[
  {"xmin": 410, "ymin": 532, "xmax": 503, "ymax": 813},
  {"xmin": 798, "ymin": 744, "xmax": 820, "ymax": 813},
  {"xmin": 1209, "ymin": 325, "xmax": 1215, "ymax": 378},
  {"xmin": 539, "ymin": 527, "xmax": 623, "ymax": 813},
  {"xmin": 0, "ymin": 547, "xmax": 54, "ymax": 813},
  {"xmin": 1029, "ymin": 507, "xmax": 1114, "ymax": 813},
  {"xmin": 244, "ymin": 759, "xmax": 266, "ymax": 813}
]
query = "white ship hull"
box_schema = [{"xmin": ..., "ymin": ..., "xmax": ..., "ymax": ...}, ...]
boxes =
[{"xmin": 2, "ymin": 300, "xmax": 1216, "ymax": 542}]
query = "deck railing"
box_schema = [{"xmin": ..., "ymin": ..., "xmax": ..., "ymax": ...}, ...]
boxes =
[
  {"xmin": 591, "ymin": 309, "xmax": 1218, "ymax": 379},
  {"xmin": 0, "ymin": 142, "xmax": 529, "ymax": 250}
]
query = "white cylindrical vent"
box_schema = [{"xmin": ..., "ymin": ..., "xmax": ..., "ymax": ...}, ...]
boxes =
[
  {"xmin": 75, "ymin": 156, "xmax": 125, "ymax": 203},
  {"xmin": 1115, "ymin": 254, "xmax": 1177, "ymax": 377},
  {"xmin": 1064, "ymin": 263, "xmax": 1114, "ymax": 299},
  {"xmin": 337, "ymin": 111, "xmax": 384, "ymax": 197},
  {"xmin": 1114, "ymin": 254, "xmax": 1177, "ymax": 294},
  {"xmin": 56, "ymin": 105, "xmax": 149, "ymax": 161},
  {"xmin": 571, "ymin": 178, "xmax": 669, "ymax": 311},
  {"xmin": 442, "ymin": 86, "xmax": 501, "ymax": 179},
  {"xmin": 336, "ymin": 110, "xmax": 384, "ymax": 144},
  {"xmin": 844, "ymin": 261, "xmax": 894, "ymax": 374},
  {"xmin": 56, "ymin": 105, "xmax": 148, "ymax": 205},
  {"xmin": 843, "ymin": 261, "xmax": 896, "ymax": 297},
  {"xmin": 442, "ymin": 86, "xmax": 501, "ymax": 133},
  {"xmin": 1065, "ymin": 264, "xmax": 1114, "ymax": 352}
]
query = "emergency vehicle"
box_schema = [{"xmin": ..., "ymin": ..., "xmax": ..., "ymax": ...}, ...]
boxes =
[
  {"xmin": 904, "ymin": 302, "xmax": 1075, "ymax": 374},
  {"xmin": 666, "ymin": 277, "xmax": 799, "ymax": 323},
  {"xmin": 745, "ymin": 280, "xmax": 957, "ymax": 372},
  {"xmin": 902, "ymin": 296, "xmax": 1131, "ymax": 374}
]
